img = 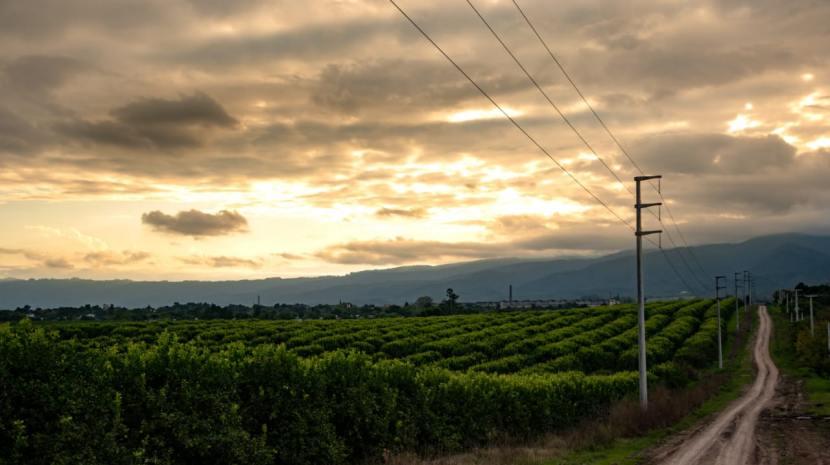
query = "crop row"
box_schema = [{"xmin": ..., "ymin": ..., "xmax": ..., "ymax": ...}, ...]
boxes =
[
  {"xmin": 40, "ymin": 299, "xmax": 734, "ymax": 377},
  {"xmin": 1, "ymin": 321, "xmax": 638, "ymax": 465}
]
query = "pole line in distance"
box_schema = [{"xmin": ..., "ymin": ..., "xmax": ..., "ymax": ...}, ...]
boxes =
[{"xmin": 715, "ymin": 275, "xmax": 727, "ymax": 369}]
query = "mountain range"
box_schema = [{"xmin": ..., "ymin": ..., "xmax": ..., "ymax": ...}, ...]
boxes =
[{"xmin": 2, "ymin": 233, "xmax": 829, "ymax": 308}]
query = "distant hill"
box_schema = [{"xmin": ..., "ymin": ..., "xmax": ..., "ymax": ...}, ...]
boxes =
[{"xmin": 2, "ymin": 233, "xmax": 829, "ymax": 308}]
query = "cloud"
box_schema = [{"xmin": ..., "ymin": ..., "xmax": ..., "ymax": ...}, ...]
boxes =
[
  {"xmin": 57, "ymin": 92, "xmax": 237, "ymax": 151},
  {"xmin": 309, "ymin": 59, "xmax": 526, "ymax": 117},
  {"xmin": 112, "ymin": 92, "xmax": 237, "ymax": 127},
  {"xmin": 0, "ymin": 248, "xmax": 74, "ymax": 269},
  {"xmin": 375, "ymin": 207, "xmax": 428, "ymax": 218},
  {"xmin": 84, "ymin": 250, "xmax": 151, "ymax": 266},
  {"xmin": 1, "ymin": 0, "xmax": 830, "ymax": 278},
  {"xmin": 168, "ymin": 16, "xmax": 403, "ymax": 69},
  {"xmin": 313, "ymin": 225, "xmax": 625, "ymax": 265},
  {"xmin": 3, "ymin": 55, "xmax": 87, "ymax": 94},
  {"xmin": 314, "ymin": 237, "xmax": 505, "ymax": 265},
  {"xmin": 41, "ymin": 257, "xmax": 74, "ymax": 269},
  {"xmin": 273, "ymin": 252, "xmax": 304, "ymax": 260},
  {"xmin": 0, "ymin": 107, "xmax": 48, "ymax": 155},
  {"xmin": 179, "ymin": 255, "xmax": 262, "ymax": 268},
  {"xmin": 631, "ymin": 133, "xmax": 796, "ymax": 174},
  {"xmin": 141, "ymin": 209, "xmax": 248, "ymax": 236}
]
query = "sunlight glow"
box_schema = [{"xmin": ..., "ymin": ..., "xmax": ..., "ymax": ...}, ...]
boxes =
[
  {"xmin": 447, "ymin": 107, "xmax": 522, "ymax": 123},
  {"xmin": 727, "ymin": 114, "xmax": 761, "ymax": 133},
  {"xmin": 807, "ymin": 137, "xmax": 830, "ymax": 150},
  {"xmin": 793, "ymin": 92, "xmax": 826, "ymax": 122},
  {"xmin": 802, "ymin": 73, "xmax": 815, "ymax": 82},
  {"xmin": 492, "ymin": 189, "xmax": 589, "ymax": 217}
]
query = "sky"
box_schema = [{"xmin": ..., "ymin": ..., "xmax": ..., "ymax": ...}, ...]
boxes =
[{"xmin": 0, "ymin": 0, "xmax": 828, "ymax": 281}]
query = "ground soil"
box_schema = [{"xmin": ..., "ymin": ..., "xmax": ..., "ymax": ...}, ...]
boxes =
[{"xmin": 754, "ymin": 374, "xmax": 830, "ymax": 465}]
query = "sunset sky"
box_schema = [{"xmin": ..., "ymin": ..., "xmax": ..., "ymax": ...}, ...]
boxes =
[{"xmin": 1, "ymin": 0, "xmax": 828, "ymax": 281}]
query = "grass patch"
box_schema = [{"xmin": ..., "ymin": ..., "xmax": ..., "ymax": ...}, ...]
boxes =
[
  {"xmin": 548, "ymin": 306, "xmax": 757, "ymax": 465},
  {"xmin": 769, "ymin": 305, "xmax": 830, "ymax": 416}
]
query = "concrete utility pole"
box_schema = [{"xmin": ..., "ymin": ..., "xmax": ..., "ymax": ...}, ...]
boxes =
[
  {"xmin": 748, "ymin": 274, "xmax": 753, "ymax": 332},
  {"xmin": 785, "ymin": 290, "xmax": 792, "ymax": 321},
  {"xmin": 734, "ymin": 272, "xmax": 743, "ymax": 331},
  {"xmin": 716, "ymin": 276, "xmax": 727, "ymax": 369},
  {"xmin": 795, "ymin": 288, "xmax": 801, "ymax": 321},
  {"xmin": 806, "ymin": 294, "xmax": 818, "ymax": 336},
  {"xmin": 634, "ymin": 174, "xmax": 662, "ymax": 410}
]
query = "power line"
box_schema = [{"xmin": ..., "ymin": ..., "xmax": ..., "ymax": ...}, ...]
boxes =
[
  {"xmin": 658, "ymin": 246, "xmax": 698, "ymax": 295},
  {"xmin": 389, "ymin": 0, "xmax": 703, "ymax": 296},
  {"xmin": 388, "ymin": 0, "xmax": 632, "ymax": 230},
  {"xmin": 464, "ymin": 0, "xmax": 629, "ymax": 194},
  {"xmin": 510, "ymin": 0, "xmax": 711, "ymax": 282},
  {"xmin": 464, "ymin": 0, "xmax": 708, "ymax": 294}
]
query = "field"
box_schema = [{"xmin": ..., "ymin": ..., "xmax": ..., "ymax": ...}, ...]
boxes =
[{"xmin": 0, "ymin": 298, "xmax": 734, "ymax": 465}]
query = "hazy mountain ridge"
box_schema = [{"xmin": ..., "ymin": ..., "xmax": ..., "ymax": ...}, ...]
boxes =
[{"xmin": 3, "ymin": 233, "xmax": 830, "ymax": 308}]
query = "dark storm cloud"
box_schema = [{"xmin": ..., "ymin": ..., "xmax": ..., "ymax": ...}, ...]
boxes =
[
  {"xmin": 2, "ymin": 55, "xmax": 88, "ymax": 94},
  {"xmin": 112, "ymin": 93, "xmax": 237, "ymax": 127},
  {"xmin": 0, "ymin": 0, "xmax": 174, "ymax": 39},
  {"xmin": 669, "ymin": 149, "xmax": 830, "ymax": 214},
  {"xmin": 170, "ymin": 17, "xmax": 402, "ymax": 69},
  {"xmin": 598, "ymin": 46, "xmax": 800, "ymax": 97},
  {"xmin": 141, "ymin": 209, "xmax": 249, "ymax": 236},
  {"xmin": 310, "ymin": 59, "xmax": 529, "ymax": 116},
  {"xmin": 57, "ymin": 93, "xmax": 237, "ymax": 151},
  {"xmin": 0, "ymin": 107, "xmax": 48, "ymax": 155},
  {"xmin": 631, "ymin": 133, "xmax": 796, "ymax": 175},
  {"xmin": 184, "ymin": 0, "xmax": 267, "ymax": 17}
]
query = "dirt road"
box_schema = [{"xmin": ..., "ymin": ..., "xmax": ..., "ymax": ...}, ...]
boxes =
[{"xmin": 654, "ymin": 305, "xmax": 779, "ymax": 465}]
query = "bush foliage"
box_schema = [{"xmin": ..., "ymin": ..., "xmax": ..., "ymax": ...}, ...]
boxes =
[{"xmin": 0, "ymin": 298, "xmax": 734, "ymax": 464}]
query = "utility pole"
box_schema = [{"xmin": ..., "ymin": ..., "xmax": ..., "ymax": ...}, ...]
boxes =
[
  {"xmin": 716, "ymin": 276, "xmax": 727, "ymax": 369},
  {"xmin": 747, "ymin": 273, "xmax": 753, "ymax": 332},
  {"xmin": 634, "ymin": 174, "xmax": 662, "ymax": 410},
  {"xmin": 795, "ymin": 288, "xmax": 800, "ymax": 321},
  {"xmin": 743, "ymin": 270, "xmax": 749, "ymax": 314},
  {"xmin": 734, "ymin": 272, "xmax": 743, "ymax": 331},
  {"xmin": 785, "ymin": 290, "xmax": 792, "ymax": 321},
  {"xmin": 806, "ymin": 294, "xmax": 817, "ymax": 336}
]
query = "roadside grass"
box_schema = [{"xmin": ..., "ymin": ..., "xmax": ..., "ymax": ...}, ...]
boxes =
[
  {"xmin": 769, "ymin": 305, "xmax": 830, "ymax": 416},
  {"xmin": 547, "ymin": 305, "xmax": 757, "ymax": 465}
]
